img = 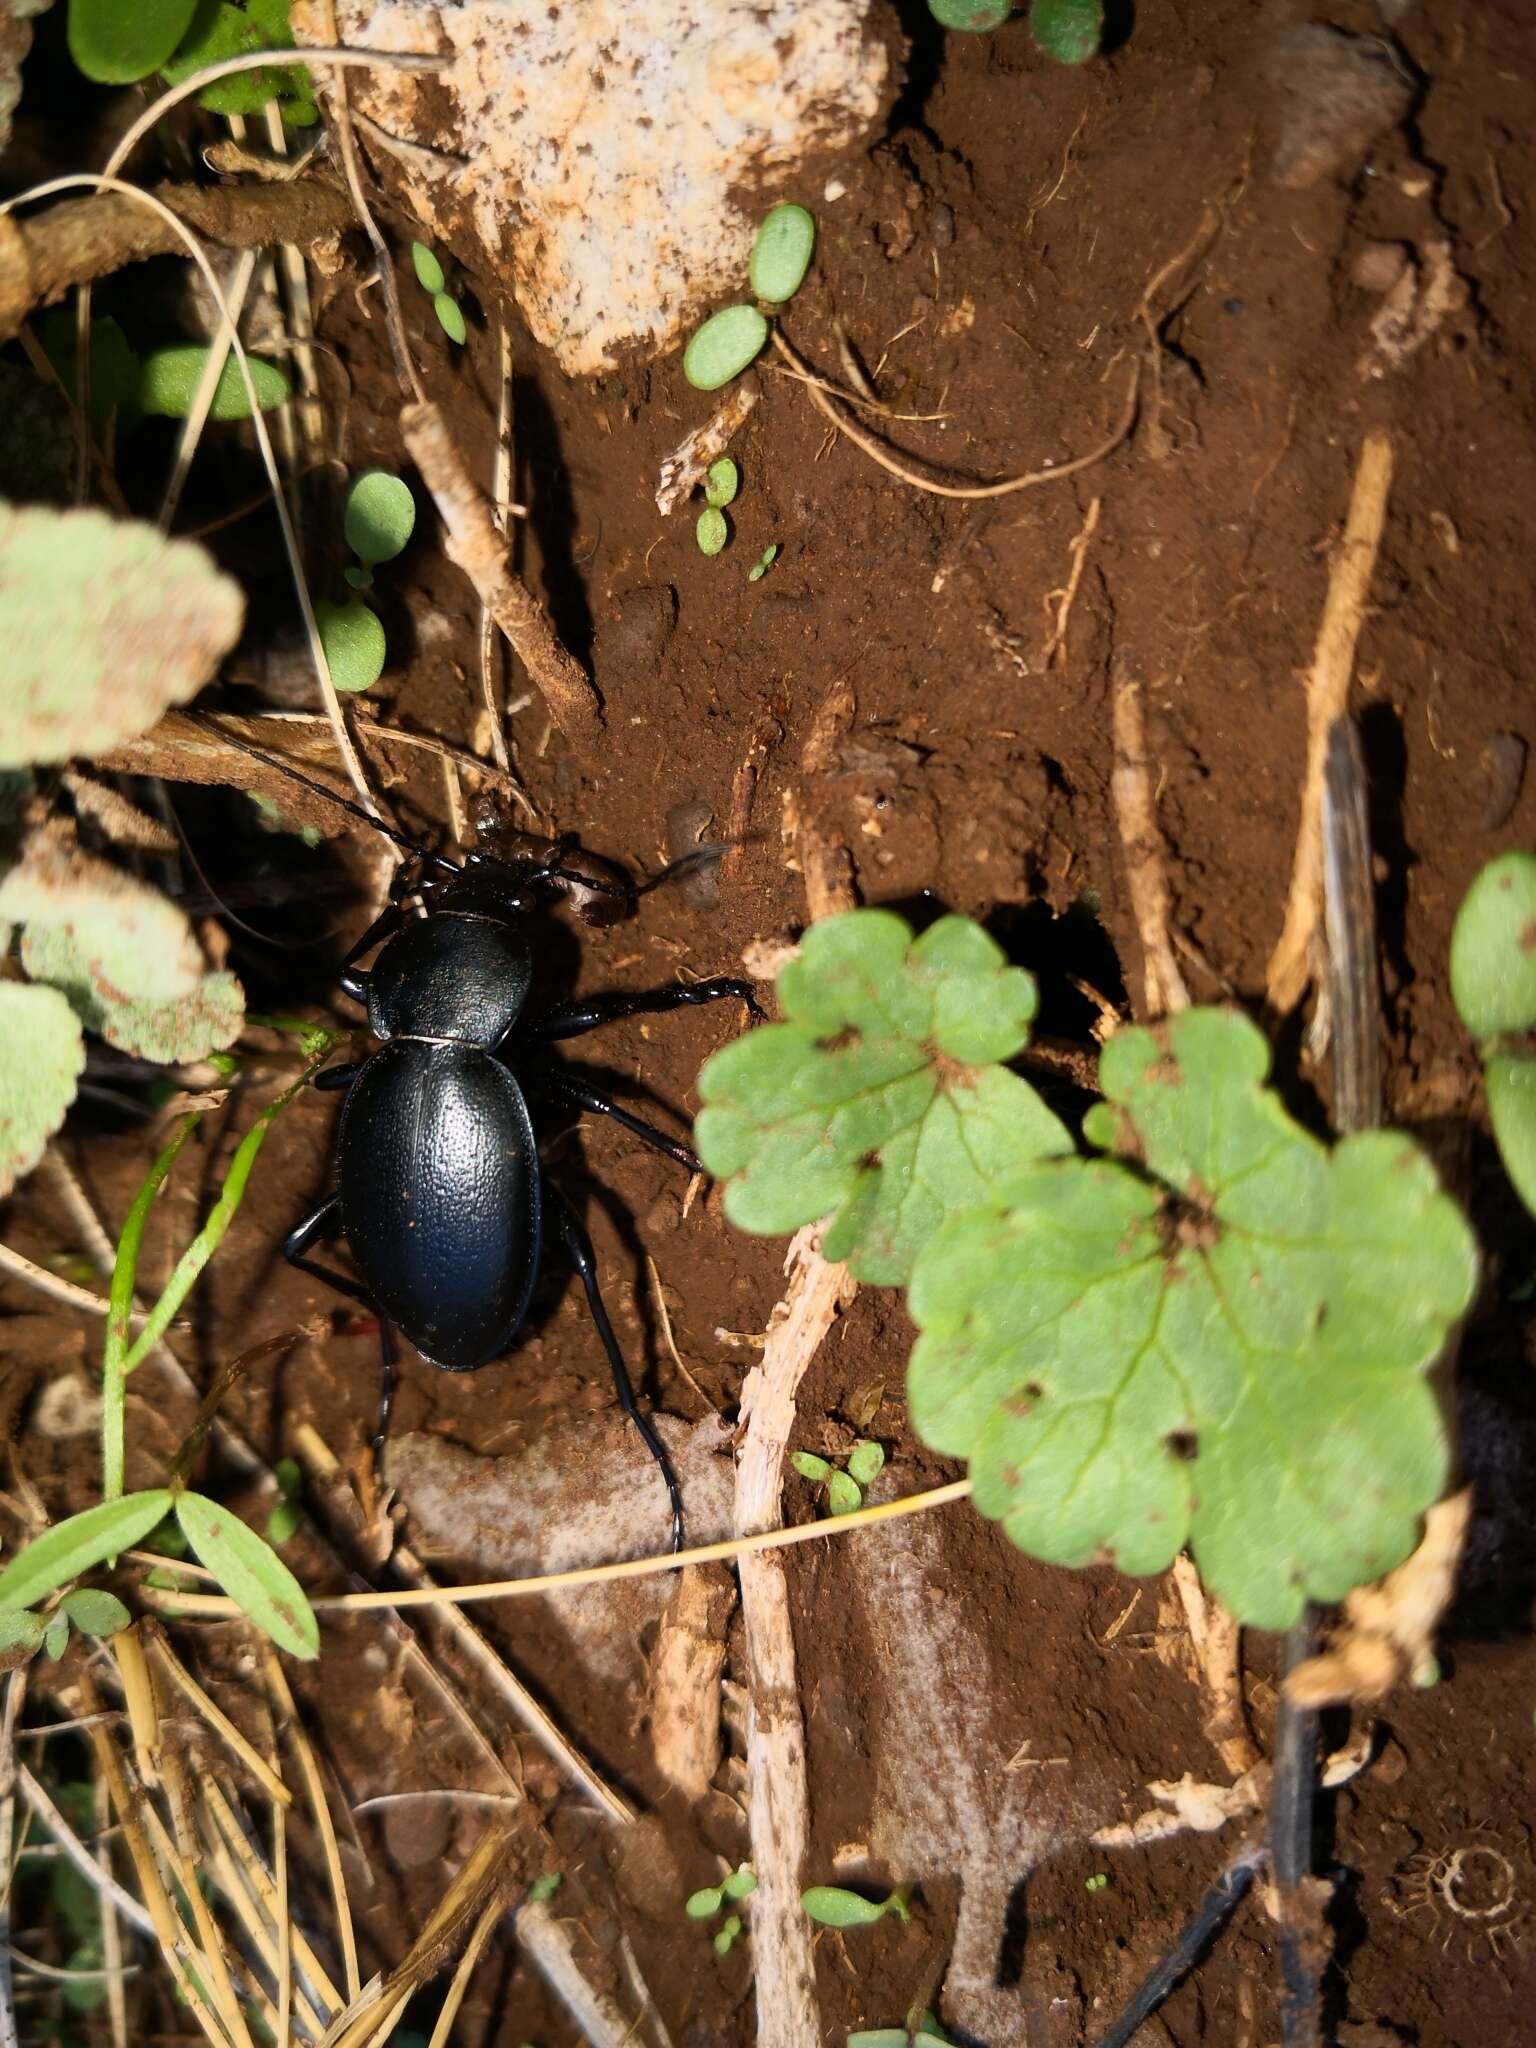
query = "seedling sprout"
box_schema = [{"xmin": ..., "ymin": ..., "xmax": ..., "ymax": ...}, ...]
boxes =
[
  {"xmin": 696, "ymin": 506, "xmax": 730, "ymax": 556},
  {"xmin": 801, "ymin": 1885, "xmax": 911, "ymax": 1928},
  {"xmin": 1451, "ymin": 852, "xmax": 1536, "ymax": 1216},
  {"xmin": 705, "ymin": 457, "xmax": 741, "ymax": 507},
  {"xmin": 749, "ymin": 542, "xmax": 779, "ymax": 582},
  {"xmin": 411, "ymin": 239, "xmax": 469, "ymax": 343}
]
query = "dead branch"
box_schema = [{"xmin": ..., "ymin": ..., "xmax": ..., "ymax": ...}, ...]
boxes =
[
  {"xmin": 1266, "ymin": 429, "xmax": 1394, "ymax": 1012},
  {"xmin": 655, "ymin": 379, "xmax": 759, "ymax": 515},
  {"xmin": 401, "ymin": 400, "xmax": 603, "ymax": 751},
  {"xmin": 0, "ymin": 177, "xmax": 354, "ymax": 344},
  {"xmin": 1110, "ymin": 665, "xmax": 1190, "ymax": 1016},
  {"xmin": 1041, "ymin": 495, "xmax": 1102, "ymax": 667},
  {"xmin": 1166, "ymin": 1557, "xmax": 1259, "ymax": 1779},
  {"xmin": 648, "ymin": 1564, "xmax": 735, "ymax": 1803}
]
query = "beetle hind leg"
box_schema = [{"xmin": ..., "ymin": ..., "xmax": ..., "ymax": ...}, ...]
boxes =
[
  {"xmin": 545, "ymin": 1181, "xmax": 685, "ymax": 1553},
  {"xmin": 282, "ymin": 1195, "xmax": 397, "ymax": 1470}
]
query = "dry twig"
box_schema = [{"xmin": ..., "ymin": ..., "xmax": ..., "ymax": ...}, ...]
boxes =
[
  {"xmin": 402, "ymin": 401, "xmax": 603, "ymax": 750},
  {"xmin": 1041, "ymin": 495, "xmax": 1102, "ymax": 667},
  {"xmin": 1266, "ymin": 430, "xmax": 1394, "ymax": 1011},
  {"xmin": 1110, "ymin": 665, "xmax": 1190, "ymax": 1015}
]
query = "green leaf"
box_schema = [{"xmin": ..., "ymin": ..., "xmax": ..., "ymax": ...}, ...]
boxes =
[
  {"xmin": 266, "ymin": 1498, "xmax": 302, "ymax": 1546},
  {"xmin": 44, "ymin": 1612, "xmax": 70, "ymax": 1660},
  {"xmin": 140, "ymin": 346, "xmax": 291, "ymax": 421},
  {"xmin": 0, "ymin": 1491, "xmax": 172, "ymax": 1610},
  {"xmin": 1029, "ymin": 0, "xmax": 1102, "ymax": 62},
  {"xmin": 846, "ymin": 1439, "xmax": 885, "ymax": 1486},
  {"xmin": 344, "ymin": 470, "xmax": 416, "ymax": 566},
  {"xmin": 3, "ymin": 840, "xmax": 208, "ymax": 1003},
  {"xmin": 60, "ymin": 1589, "xmax": 131, "ymax": 1636},
  {"xmin": 705, "ymin": 457, "xmax": 740, "ymax": 509},
  {"xmin": 68, "ymin": 0, "xmax": 199, "ymax": 82},
  {"xmin": 1450, "ymin": 852, "xmax": 1536, "ymax": 1039},
  {"xmin": 790, "ymin": 1451, "xmax": 833, "ymax": 1483},
  {"xmin": 827, "ymin": 1470, "xmax": 863, "ymax": 1516},
  {"xmin": 908, "ymin": 1008, "xmax": 1478, "ymax": 1628},
  {"xmin": 315, "ymin": 599, "xmax": 387, "ymax": 693},
  {"xmin": 161, "ymin": 0, "xmax": 312, "ymax": 118},
  {"xmin": 1486, "ymin": 1054, "xmax": 1536, "ymax": 1217},
  {"xmin": 696, "ymin": 909, "xmax": 1070, "ymax": 1285},
  {"xmin": 685, "ymin": 1886, "xmax": 723, "ymax": 1919},
  {"xmin": 683, "ymin": 305, "xmax": 769, "ymax": 391},
  {"xmin": 696, "ymin": 507, "xmax": 729, "ymax": 556},
  {"xmin": 748, "ymin": 543, "xmax": 779, "ymax": 583},
  {"xmin": 722, "ymin": 1864, "xmax": 758, "ymax": 1899},
  {"xmin": 713, "ymin": 1913, "xmax": 743, "ymax": 1956},
  {"xmin": 39, "ymin": 313, "xmax": 143, "ymax": 435},
  {"xmin": 175, "ymin": 1491, "xmax": 319, "ymax": 1658},
  {"xmin": 22, "ymin": 924, "xmax": 245, "ymax": 1063},
  {"xmin": 0, "ymin": 1611, "xmax": 44, "ymax": 1652},
  {"xmin": 0, "ymin": 504, "xmax": 244, "ymax": 767},
  {"xmin": 927, "ymin": 0, "xmax": 1012, "ymax": 28},
  {"xmin": 274, "ymin": 1456, "xmax": 303, "ymax": 1498},
  {"xmin": 527, "ymin": 1872, "xmax": 561, "ymax": 1903},
  {"xmin": 343, "ymin": 564, "xmax": 375, "ymax": 590},
  {"xmin": 801, "ymin": 1885, "xmax": 906, "ymax": 1927},
  {"xmin": 433, "ymin": 293, "xmax": 467, "ymax": 345},
  {"xmin": 0, "ymin": 983, "xmax": 86, "ymax": 1200},
  {"xmin": 412, "ymin": 241, "xmax": 446, "ymax": 293},
  {"xmin": 749, "ymin": 203, "xmax": 816, "ymax": 305}
]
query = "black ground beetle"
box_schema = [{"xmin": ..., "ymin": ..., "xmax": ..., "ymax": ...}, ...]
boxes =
[{"xmin": 207, "ymin": 725, "xmax": 758, "ymax": 1549}]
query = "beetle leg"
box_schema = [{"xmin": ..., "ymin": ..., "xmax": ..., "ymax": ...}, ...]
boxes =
[
  {"xmin": 528, "ymin": 1067, "xmax": 701, "ymax": 1174},
  {"xmin": 314, "ymin": 1061, "xmax": 362, "ymax": 1095},
  {"xmin": 282, "ymin": 1196, "xmax": 397, "ymax": 1463},
  {"xmin": 520, "ymin": 977, "xmax": 763, "ymax": 1044},
  {"xmin": 544, "ymin": 1182, "xmax": 685, "ymax": 1553}
]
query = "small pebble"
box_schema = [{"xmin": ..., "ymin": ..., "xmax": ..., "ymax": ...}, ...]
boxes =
[
  {"xmin": 1350, "ymin": 240, "xmax": 1409, "ymax": 293},
  {"xmin": 1264, "ymin": 24, "xmax": 1415, "ymax": 190},
  {"xmin": 1480, "ymin": 731, "xmax": 1528, "ymax": 832},
  {"xmin": 929, "ymin": 202, "xmax": 956, "ymax": 249}
]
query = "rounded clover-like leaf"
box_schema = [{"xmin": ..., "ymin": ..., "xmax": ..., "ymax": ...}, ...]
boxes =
[
  {"xmin": 0, "ymin": 506, "xmax": 244, "ymax": 767},
  {"xmin": 175, "ymin": 1491, "xmax": 319, "ymax": 1658},
  {"xmin": 1450, "ymin": 851, "xmax": 1536, "ymax": 1040},
  {"xmin": 139, "ymin": 347, "xmax": 292, "ymax": 421},
  {"xmin": 21, "ymin": 923, "xmax": 244, "ymax": 1063},
  {"xmin": 344, "ymin": 471, "xmax": 416, "ymax": 567},
  {"xmin": 1030, "ymin": 0, "xmax": 1103, "ymax": 63},
  {"xmin": 411, "ymin": 241, "xmax": 446, "ymax": 293},
  {"xmin": 908, "ymin": 1007, "xmax": 1478, "ymax": 1629},
  {"xmin": 928, "ymin": 0, "xmax": 1012, "ymax": 27},
  {"xmin": 67, "ymin": 0, "xmax": 198, "ymax": 83},
  {"xmin": 0, "ymin": 983, "xmax": 86, "ymax": 1199},
  {"xmin": 696, "ymin": 909, "xmax": 1068, "ymax": 1285},
  {"xmin": 749, "ymin": 204, "xmax": 816, "ymax": 305},
  {"xmin": 1, "ymin": 827, "xmax": 206, "ymax": 1002}
]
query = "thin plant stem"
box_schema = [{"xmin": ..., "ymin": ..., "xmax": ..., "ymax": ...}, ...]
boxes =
[
  {"xmin": 120, "ymin": 1052, "xmax": 331, "ymax": 1378},
  {"xmin": 103, "ymin": 1115, "xmax": 201, "ymax": 1502}
]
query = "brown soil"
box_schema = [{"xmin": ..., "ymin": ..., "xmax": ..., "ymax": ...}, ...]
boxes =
[{"xmin": 5, "ymin": 3, "xmax": 1536, "ymax": 2045}]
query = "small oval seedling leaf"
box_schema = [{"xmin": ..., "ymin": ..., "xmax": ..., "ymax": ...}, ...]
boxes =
[
  {"xmin": 44, "ymin": 1612, "xmax": 70, "ymax": 1660},
  {"xmin": 316, "ymin": 599, "xmax": 387, "ymax": 693},
  {"xmin": 696, "ymin": 507, "xmax": 729, "ymax": 556},
  {"xmin": 683, "ymin": 305, "xmax": 769, "ymax": 391},
  {"xmin": 434, "ymin": 293, "xmax": 467, "ymax": 345},
  {"xmin": 0, "ymin": 1491, "xmax": 173, "ymax": 1612},
  {"xmin": 713, "ymin": 1913, "xmax": 743, "ymax": 1956},
  {"xmin": 266, "ymin": 1499, "xmax": 303, "ymax": 1546},
  {"xmin": 791, "ymin": 1451, "xmax": 833, "ymax": 1483},
  {"xmin": 59, "ymin": 1590, "xmax": 130, "ymax": 1637},
  {"xmin": 67, "ymin": 0, "xmax": 199, "ymax": 83},
  {"xmin": 697, "ymin": 909, "xmax": 1068, "ymax": 1285},
  {"xmin": 38, "ymin": 314, "xmax": 142, "ymax": 435},
  {"xmin": 344, "ymin": 470, "xmax": 416, "ymax": 566},
  {"xmin": 846, "ymin": 1439, "xmax": 886, "ymax": 1486},
  {"xmin": 685, "ymin": 1886, "xmax": 723, "ymax": 1919},
  {"xmin": 748, "ymin": 542, "xmax": 779, "ymax": 582},
  {"xmin": 1450, "ymin": 852, "xmax": 1536, "ymax": 1039},
  {"xmin": 750, "ymin": 203, "xmax": 817, "ymax": 304},
  {"xmin": 0, "ymin": 506, "xmax": 244, "ymax": 767},
  {"xmin": 1486, "ymin": 1053, "xmax": 1536, "ymax": 1217},
  {"xmin": 0, "ymin": 1611, "xmax": 44, "ymax": 1653},
  {"xmin": 722, "ymin": 1864, "xmax": 758, "ymax": 1899},
  {"xmin": 1030, "ymin": 0, "xmax": 1102, "ymax": 62},
  {"xmin": 140, "ymin": 347, "xmax": 292, "ymax": 421},
  {"xmin": 175, "ymin": 1491, "xmax": 319, "ymax": 1658},
  {"xmin": 343, "ymin": 564, "xmax": 374, "ymax": 590},
  {"xmin": 528, "ymin": 1872, "xmax": 561, "ymax": 1903},
  {"xmin": 927, "ymin": 0, "xmax": 1012, "ymax": 27},
  {"xmin": 274, "ymin": 1457, "xmax": 303, "ymax": 1499},
  {"xmin": 705, "ymin": 457, "xmax": 740, "ymax": 508},
  {"xmin": 411, "ymin": 241, "xmax": 447, "ymax": 293},
  {"xmin": 0, "ymin": 983, "xmax": 85, "ymax": 1200},
  {"xmin": 827, "ymin": 1470, "xmax": 863, "ymax": 1516},
  {"xmin": 801, "ymin": 1886, "xmax": 892, "ymax": 1928}
]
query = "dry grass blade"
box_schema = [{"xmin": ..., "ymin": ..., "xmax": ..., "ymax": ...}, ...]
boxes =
[
  {"xmin": 159, "ymin": 247, "xmax": 260, "ymax": 531},
  {"xmin": 113, "ymin": 1627, "xmax": 162, "ymax": 1792},
  {"xmin": 146, "ymin": 1622, "xmax": 291, "ymax": 1806},
  {"xmin": 479, "ymin": 315, "xmax": 515, "ymax": 774},
  {"xmin": 202, "ymin": 1779, "xmax": 340, "ymax": 2026},
  {"xmin": 160, "ymin": 1743, "xmax": 258, "ymax": 2048},
  {"xmin": 264, "ymin": 1653, "xmax": 361, "ymax": 2004},
  {"xmin": 14, "ymin": 1766, "xmax": 155, "ymax": 1937},
  {"xmin": 92, "ymin": 1777, "xmax": 128, "ymax": 2048},
  {"xmin": 425, "ymin": 1890, "xmax": 502, "ymax": 2048}
]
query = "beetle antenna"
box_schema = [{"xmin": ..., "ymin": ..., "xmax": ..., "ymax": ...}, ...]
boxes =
[{"xmin": 182, "ymin": 710, "xmax": 458, "ymax": 873}]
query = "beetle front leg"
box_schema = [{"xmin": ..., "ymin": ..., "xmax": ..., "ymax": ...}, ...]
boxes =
[{"xmin": 282, "ymin": 1196, "xmax": 397, "ymax": 1461}]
